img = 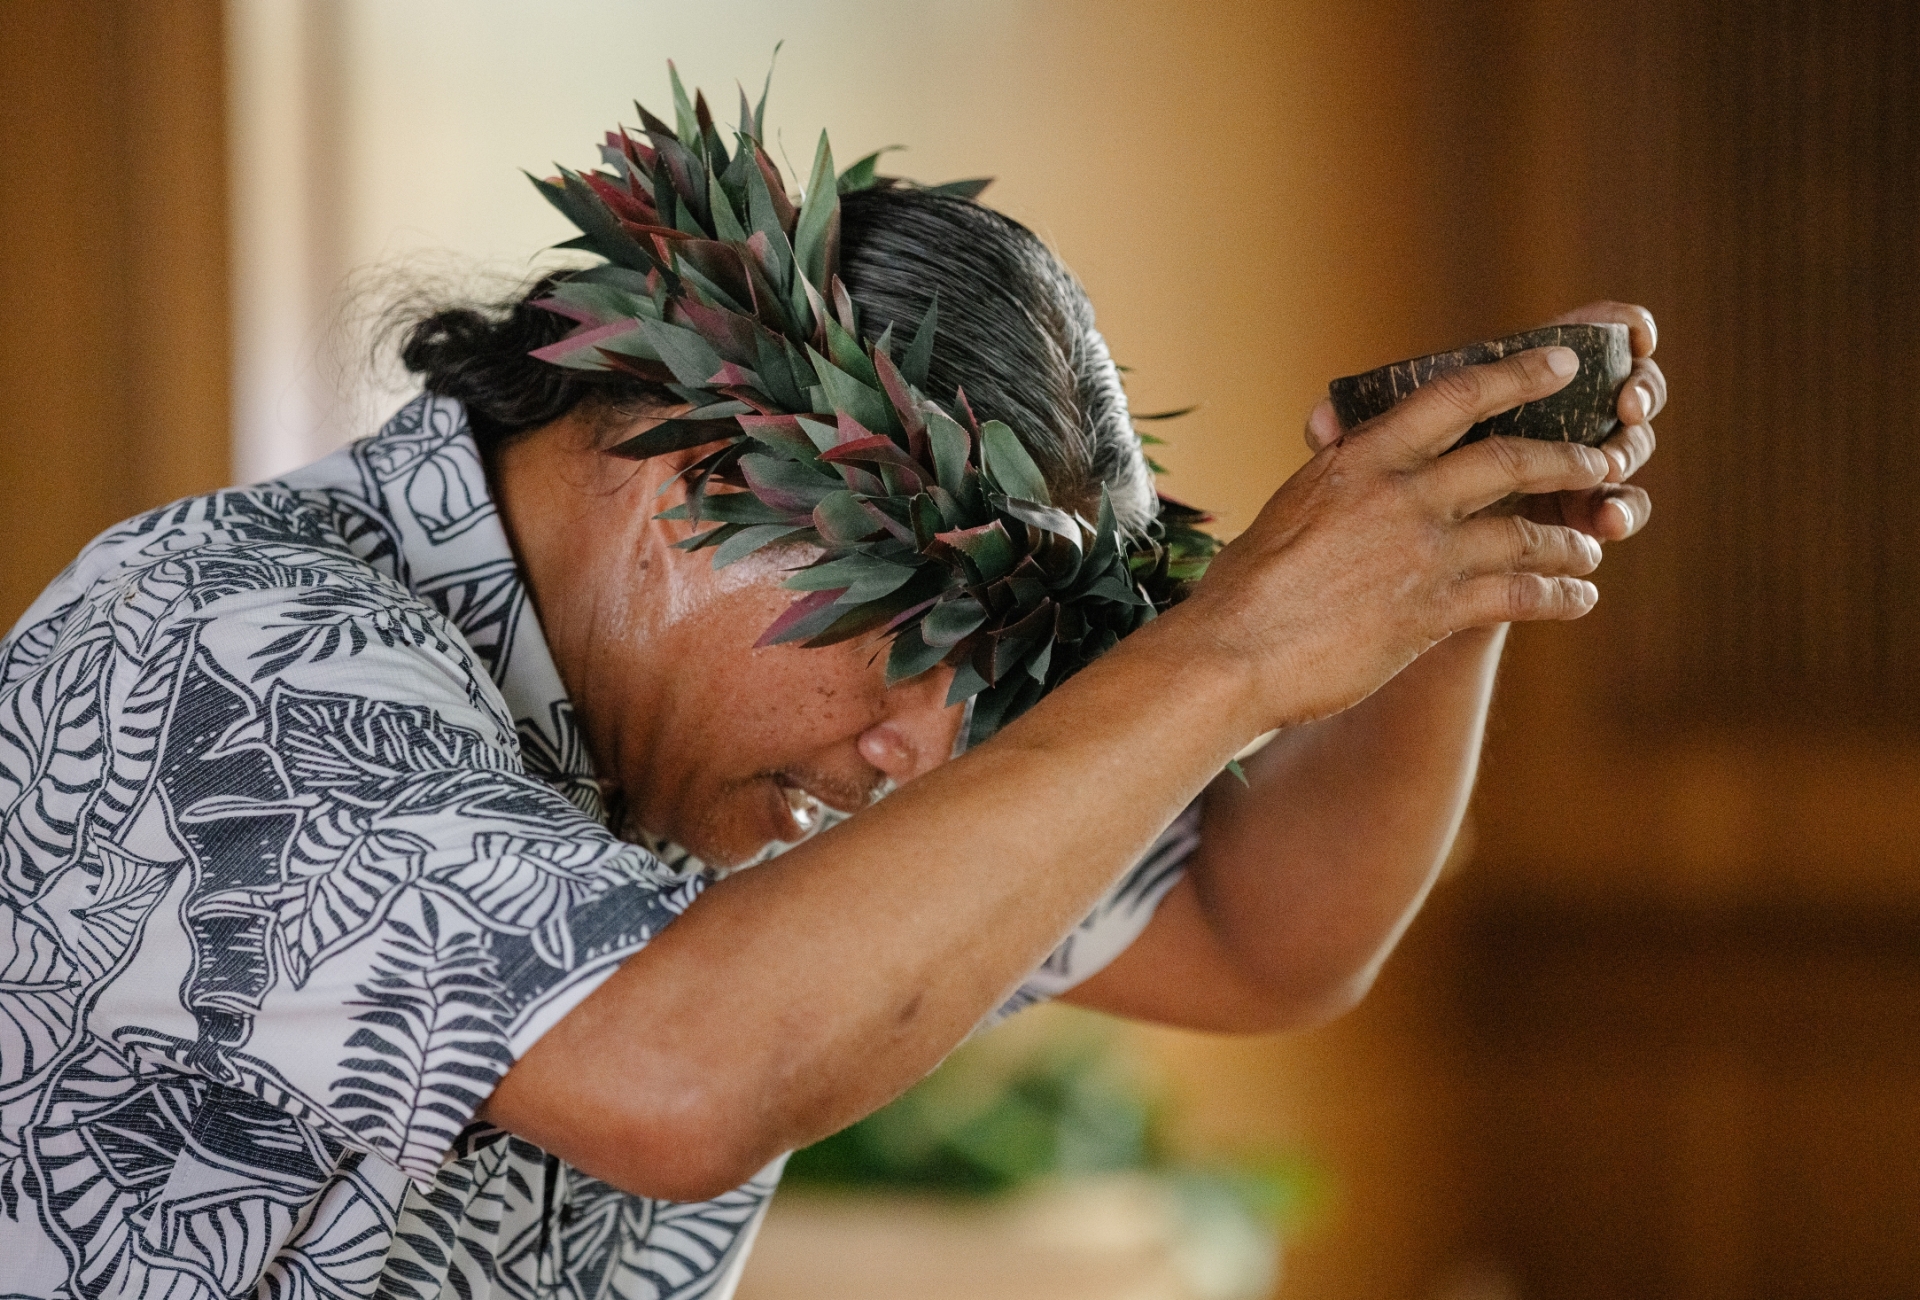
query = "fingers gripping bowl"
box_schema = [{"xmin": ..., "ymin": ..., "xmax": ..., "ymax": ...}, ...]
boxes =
[{"xmin": 1328, "ymin": 323, "xmax": 1633, "ymax": 449}]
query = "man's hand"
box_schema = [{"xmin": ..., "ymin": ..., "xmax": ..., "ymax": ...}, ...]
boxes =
[
  {"xmin": 1181, "ymin": 342, "xmax": 1610, "ymax": 734},
  {"xmin": 1302, "ymin": 302, "xmax": 1664, "ymax": 542},
  {"xmin": 1067, "ymin": 304, "xmax": 1667, "ymax": 1035}
]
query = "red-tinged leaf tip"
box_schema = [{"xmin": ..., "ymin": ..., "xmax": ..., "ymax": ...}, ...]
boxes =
[
  {"xmin": 756, "ymin": 587, "xmax": 845, "ymax": 648},
  {"xmin": 738, "ymin": 413, "xmax": 807, "ymax": 438},
  {"xmin": 955, "ymin": 387, "xmax": 982, "ymax": 439},
  {"xmin": 833, "ymin": 410, "xmax": 878, "ymax": 446},
  {"xmin": 884, "ymin": 596, "xmax": 940, "ymax": 633},
  {"xmin": 709, "ymin": 361, "xmax": 761, "ymax": 387},
  {"xmin": 871, "ymin": 346, "xmax": 925, "ymax": 440},
  {"xmin": 819, "ymin": 436, "xmax": 925, "ymax": 489},
  {"xmin": 819, "ymin": 434, "xmax": 895, "ymax": 461},
  {"xmin": 740, "ymin": 462, "xmax": 822, "ymax": 515},
  {"xmin": 532, "ymin": 296, "xmax": 596, "ymax": 325},
  {"xmin": 528, "ymin": 319, "xmax": 641, "ymax": 363}
]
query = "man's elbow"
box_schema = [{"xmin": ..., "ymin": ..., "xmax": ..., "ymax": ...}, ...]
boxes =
[
  {"xmin": 1277, "ymin": 964, "xmax": 1383, "ymax": 1030},
  {"xmin": 488, "ymin": 1075, "xmax": 787, "ymax": 1204},
  {"xmin": 1223, "ymin": 961, "xmax": 1386, "ymax": 1035},
  {"xmin": 593, "ymin": 1091, "xmax": 788, "ymax": 1203}
]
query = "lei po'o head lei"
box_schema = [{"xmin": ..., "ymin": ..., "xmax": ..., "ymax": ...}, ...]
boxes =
[{"xmin": 527, "ymin": 65, "xmax": 1220, "ymax": 745}]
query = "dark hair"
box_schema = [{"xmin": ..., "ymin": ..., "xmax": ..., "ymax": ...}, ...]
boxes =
[
  {"xmin": 396, "ymin": 272, "xmax": 666, "ymax": 446},
  {"xmin": 400, "ymin": 188, "xmax": 1155, "ymax": 530}
]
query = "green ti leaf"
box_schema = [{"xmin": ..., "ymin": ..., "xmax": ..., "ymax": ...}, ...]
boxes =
[
  {"xmin": 753, "ymin": 42, "xmax": 781, "ymax": 141},
  {"xmin": 813, "ymin": 491, "xmax": 885, "ymax": 544},
  {"xmin": 886, "ymin": 623, "xmax": 948, "ymax": 685},
  {"xmin": 637, "ymin": 318, "xmax": 727, "ymax": 387},
  {"xmin": 793, "ymin": 131, "xmax": 839, "ymax": 289},
  {"xmin": 901, "ymin": 296, "xmax": 938, "ymax": 388},
  {"xmin": 927, "ymin": 410, "xmax": 970, "ymax": 495},
  {"xmin": 529, "ymin": 171, "xmax": 655, "ymax": 274},
  {"xmin": 712, "ymin": 523, "xmax": 805, "ymax": 566},
  {"xmin": 838, "ymin": 146, "xmax": 902, "ymax": 194},
  {"xmin": 980, "ymin": 421, "xmax": 1050, "ymax": 504},
  {"xmin": 923, "ymin": 595, "xmax": 987, "ymax": 647},
  {"xmin": 708, "ymin": 171, "xmax": 749, "ymax": 242},
  {"xmin": 923, "ymin": 177, "xmax": 993, "ymax": 200},
  {"xmin": 808, "ymin": 348, "xmax": 894, "ymax": 434},
  {"xmin": 784, "ymin": 553, "xmax": 916, "ymax": 603},
  {"xmin": 669, "ymin": 61, "xmax": 701, "ymax": 147}
]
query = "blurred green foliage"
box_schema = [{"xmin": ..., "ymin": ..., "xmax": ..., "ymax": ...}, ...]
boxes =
[
  {"xmin": 787, "ymin": 1024, "xmax": 1148, "ymax": 1194},
  {"xmin": 784, "ymin": 1007, "xmax": 1321, "ymax": 1231}
]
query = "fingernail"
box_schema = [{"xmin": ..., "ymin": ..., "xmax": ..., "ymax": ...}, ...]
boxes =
[
  {"xmin": 1547, "ymin": 347, "xmax": 1578, "ymax": 377},
  {"xmin": 1606, "ymin": 447, "xmax": 1628, "ymax": 478},
  {"xmin": 1638, "ymin": 383, "xmax": 1657, "ymax": 421},
  {"xmin": 1610, "ymin": 498, "xmax": 1634, "ymax": 531}
]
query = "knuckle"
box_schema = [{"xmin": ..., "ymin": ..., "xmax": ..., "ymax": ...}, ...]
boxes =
[
  {"xmin": 1482, "ymin": 435, "xmax": 1527, "ymax": 484},
  {"xmin": 1563, "ymin": 442, "xmax": 1607, "ymax": 481},
  {"xmin": 1502, "ymin": 516, "xmax": 1540, "ymax": 568},
  {"xmin": 1505, "ymin": 573, "xmax": 1544, "ymax": 618},
  {"xmin": 1426, "ymin": 368, "xmax": 1484, "ymax": 417}
]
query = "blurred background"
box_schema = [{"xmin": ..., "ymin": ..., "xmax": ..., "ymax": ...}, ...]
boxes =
[{"xmin": 3, "ymin": 1, "xmax": 1916, "ymax": 1296}]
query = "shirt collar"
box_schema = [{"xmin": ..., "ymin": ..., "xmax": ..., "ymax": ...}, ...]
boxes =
[{"xmin": 282, "ymin": 393, "xmax": 607, "ymax": 823}]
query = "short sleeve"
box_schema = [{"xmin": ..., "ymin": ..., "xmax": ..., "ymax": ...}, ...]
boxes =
[
  {"xmin": 81, "ymin": 569, "xmax": 699, "ymax": 1184},
  {"xmin": 988, "ymin": 800, "xmax": 1201, "ymax": 1023}
]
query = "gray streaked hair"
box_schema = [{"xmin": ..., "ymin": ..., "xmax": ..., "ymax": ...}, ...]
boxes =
[{"xmin": 838, "ymin": 188, "xmax": 1158, "ymax": 535}]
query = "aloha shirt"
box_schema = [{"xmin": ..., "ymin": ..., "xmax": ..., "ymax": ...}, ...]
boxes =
[{"xmin": 0, "ymin": 394, "xmax": 1198, "ymax": 1300}]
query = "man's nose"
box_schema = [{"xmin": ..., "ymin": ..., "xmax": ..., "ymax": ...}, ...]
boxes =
[{"xmin": 856, "ymin": 669, "xmax": 964, "ymax": 783}]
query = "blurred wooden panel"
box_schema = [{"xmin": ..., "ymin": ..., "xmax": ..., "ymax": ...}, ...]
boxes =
[
  {"xmin": 1443, "ymin": 1, "xmax": 1920, "ymax": 1295},
  {"xmin": 1254, "ymin": 1, "xmax": 1920, "ymax": 1297},
  {"xmin": 0, "ymin": 0, "xmax": 230, "ymax": 629},
  {"xmin": 1463, "ymin": 902, "xmax": 1920, "ymax": 1299},
  {"xmin": 1471, "ymin": 0, "xmax": 1920, "ymax": 894},
  {"xmin": 1488, "ymin": 0, "xmax": 1920, "ymax": 738}
]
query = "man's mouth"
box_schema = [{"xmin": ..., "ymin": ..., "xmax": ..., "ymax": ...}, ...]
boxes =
[{"xmin": 777, "ymin": 779, "xmax": 824, "ymax": 836}]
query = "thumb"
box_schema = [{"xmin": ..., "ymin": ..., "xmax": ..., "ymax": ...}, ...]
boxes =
[
  {"xmin": 1363, "ymin": 346, "xmax": 1580, "ymax": 465},
  {"xmin": 1304, "ymin": 398, "xmax": 1342, "ymax": 451}
]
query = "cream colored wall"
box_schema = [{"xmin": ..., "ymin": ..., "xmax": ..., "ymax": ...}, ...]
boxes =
[{"xmin": 228, "ymin": 0, "xmax": 1475, "ymax": 530}]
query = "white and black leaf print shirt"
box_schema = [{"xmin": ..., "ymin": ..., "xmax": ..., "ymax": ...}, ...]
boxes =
[{"xmin": 0, "ymin": 394, "xmax": 1197, "ymax": 1300}]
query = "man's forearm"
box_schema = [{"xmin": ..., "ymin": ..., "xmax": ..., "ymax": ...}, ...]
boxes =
[
  {"xmin": 1186, "ymin": 623, "xmax": 1508, "ymax": 1013},
  {"xmin": 485, "ymin": 613, "xmax": 1261, "ymax": 1200}
]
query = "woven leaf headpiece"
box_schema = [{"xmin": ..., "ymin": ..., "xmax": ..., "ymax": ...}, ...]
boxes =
[{"xmin": 527, "ymin": 64, "xmax": 1219, "ymax": 744}]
